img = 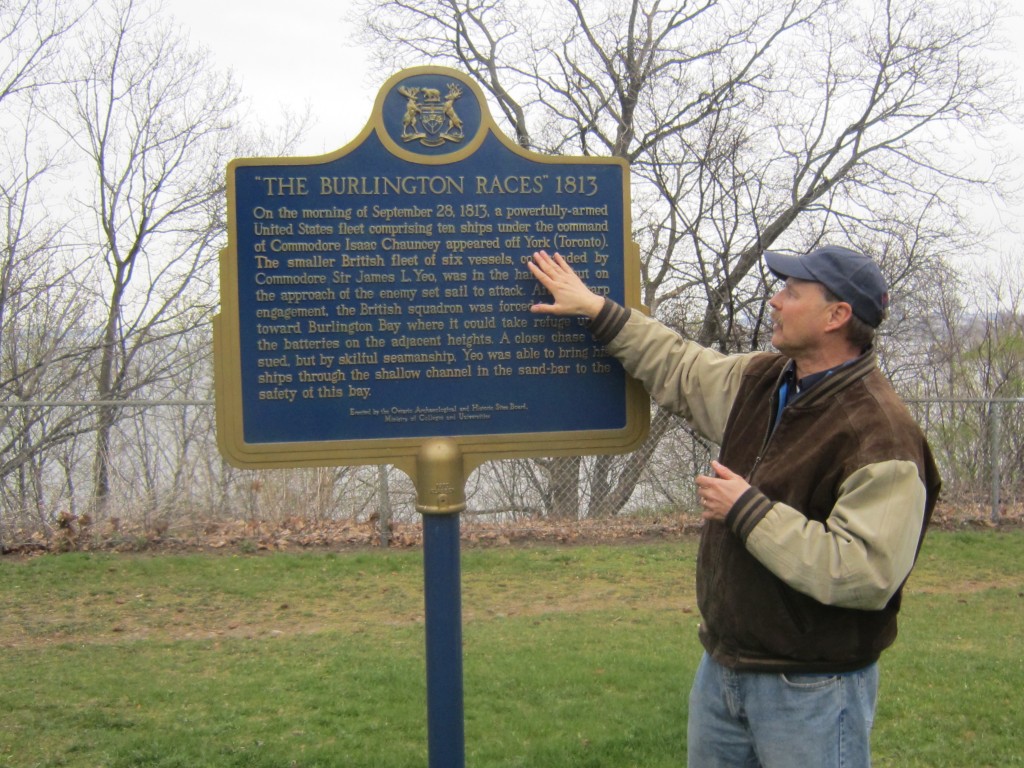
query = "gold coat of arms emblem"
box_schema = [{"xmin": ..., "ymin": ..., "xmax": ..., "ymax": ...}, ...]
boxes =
[{"xmin": 397, "ymin": 83, "xmax": 465, "ymax": 146}]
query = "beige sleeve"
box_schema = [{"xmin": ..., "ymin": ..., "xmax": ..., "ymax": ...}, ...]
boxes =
[
  {"xmin": 734, "ymin": 460, "xmax": 927, "ymax": 610},
  {"xmin": 603, "ymin": 310, "xmax": 753, "ymax": 443}
]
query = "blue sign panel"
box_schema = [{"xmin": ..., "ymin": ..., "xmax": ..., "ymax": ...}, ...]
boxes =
[{"xmin": 217, "ymin": 67, "xmax": 646, "ymax": 467}]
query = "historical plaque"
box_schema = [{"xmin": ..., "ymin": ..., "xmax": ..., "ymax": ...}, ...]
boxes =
[{"xmin": 215, "ymin": 66, "xmax": 648, "ymax": 469}]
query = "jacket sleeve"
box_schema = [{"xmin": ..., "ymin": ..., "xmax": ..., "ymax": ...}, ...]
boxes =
[
  {"xmin": 590, "ymin": 299, "xmax": 754, "ymax": 444},
  {"xmin": 726, "ymin": 460, "xmax": 928, "ymax": 610}
]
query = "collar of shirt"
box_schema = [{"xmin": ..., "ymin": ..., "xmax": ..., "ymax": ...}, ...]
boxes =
[
  {"xmin": 795, "ymin": 366, "xmax": 831, "ymax": 396},
  {"xmin": 772, "ymin": 355, "xmax": 867, "ymax": 431},
  {"xmin": 781, "ymin": 358, "xmax": 858, "ymax": 404}
]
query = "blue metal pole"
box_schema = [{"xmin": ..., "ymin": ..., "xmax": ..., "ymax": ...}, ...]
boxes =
[{"xmin": 422, "ymin": 512, "xmax": 465, "ymax": 768}]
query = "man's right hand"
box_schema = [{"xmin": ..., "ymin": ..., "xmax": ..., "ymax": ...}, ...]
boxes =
[{"xmin": 527, "ymin": 250, "xmax": 605, "ymax": 319}]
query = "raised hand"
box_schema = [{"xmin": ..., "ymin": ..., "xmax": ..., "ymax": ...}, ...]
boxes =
[{"xmin": 526, "ymin": 250, "xmax": 605, "ymax": 319}]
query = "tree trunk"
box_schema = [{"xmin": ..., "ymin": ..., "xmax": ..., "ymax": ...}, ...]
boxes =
[{"xmin": 547, "ymin": 455, "xmax": 581, "ymax": 520}]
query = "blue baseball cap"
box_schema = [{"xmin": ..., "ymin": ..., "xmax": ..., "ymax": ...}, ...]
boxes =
[{"xmin": 763, "ymin": 246, "xmax": 889, "ymax": 327}]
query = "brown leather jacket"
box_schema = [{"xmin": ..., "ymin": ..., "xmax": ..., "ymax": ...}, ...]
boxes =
[{"xmin": 591, "ymin": 299, "xmax": 941, "ymax": 671}]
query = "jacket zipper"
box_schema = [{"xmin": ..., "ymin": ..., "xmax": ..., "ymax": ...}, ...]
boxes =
[{"xmin": 748, "ymin": 368, "xmax": 788, "ymax": 480}]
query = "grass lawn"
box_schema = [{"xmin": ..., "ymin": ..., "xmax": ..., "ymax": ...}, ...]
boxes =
[{"xmin": 0, "ymin": 529, "xmax": 1021, "ymax": 767}]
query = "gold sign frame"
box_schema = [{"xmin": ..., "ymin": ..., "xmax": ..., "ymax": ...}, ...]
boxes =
[{"xmin": 215, "ymin": 66, "xmax": 649, "ymax": 478}]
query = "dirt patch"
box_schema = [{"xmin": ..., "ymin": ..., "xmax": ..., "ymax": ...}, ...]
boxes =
[
  {"xmin": 2, "ymin": 501, "xmax": 1020, "ymax": 557},
  {"xmin": 1, "ymin": 512, "xmax": 705, "ymax": 556}
]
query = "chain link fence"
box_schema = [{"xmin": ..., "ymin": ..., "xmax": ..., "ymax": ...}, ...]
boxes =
[{"xmin": 0, "ymin": 398, "xmax": 1019, "ymax": 551}]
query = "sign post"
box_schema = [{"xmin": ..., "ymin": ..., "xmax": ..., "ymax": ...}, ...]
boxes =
[
  {"xmin": 215, "ymin": 66, "xmax": 648, "ymax": 767},
  {"xmin": 417, "ymin": 439, "xmax": 467, "ymax": 767}
]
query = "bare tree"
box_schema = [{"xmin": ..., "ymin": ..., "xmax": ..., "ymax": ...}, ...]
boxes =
[
  {"xmin": 0, "ymin": 0, "xmax": 83, "ymax": 102},
  {"xmin": 54, "ymin": 0, "xmax": 241, "ymax": 514},
  {"xmin": 0, "ymin": 0, "xmax": 97, "ymax": 540},
  {"xmin": 0, "ymin": 0, "xmax": 339, "ymax": 542},
  {"xmin": 359, "ymin": 0, "xmax": 1014, "ymax": 518},
  {"xmin": 949, "ymin": 259, "xmax": 1024, "ymax": 503}
]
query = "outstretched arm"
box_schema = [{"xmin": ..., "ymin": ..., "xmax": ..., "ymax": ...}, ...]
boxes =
[{"xmin": 527, "ymin": 250, "xmax": 605, "ymax": 319}]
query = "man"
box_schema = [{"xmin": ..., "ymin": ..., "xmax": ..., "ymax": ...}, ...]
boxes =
[{"xmin": 527, "ymin": 246, "xmax": 940, "ymax": 768}]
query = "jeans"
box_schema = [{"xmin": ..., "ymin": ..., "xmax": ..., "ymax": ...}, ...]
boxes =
[{"xmin": 687, "ymin": 653, "xmax": 879, "ymax": 768}]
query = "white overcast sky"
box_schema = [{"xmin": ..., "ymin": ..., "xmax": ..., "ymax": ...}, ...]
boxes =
[
  {"xmin": 170, "ymin": 0, "xmax": 376, "ymax": 155},
  {"xmin": 169, "ymin": 0, "xmax": 1024, "ymax": 263}
]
